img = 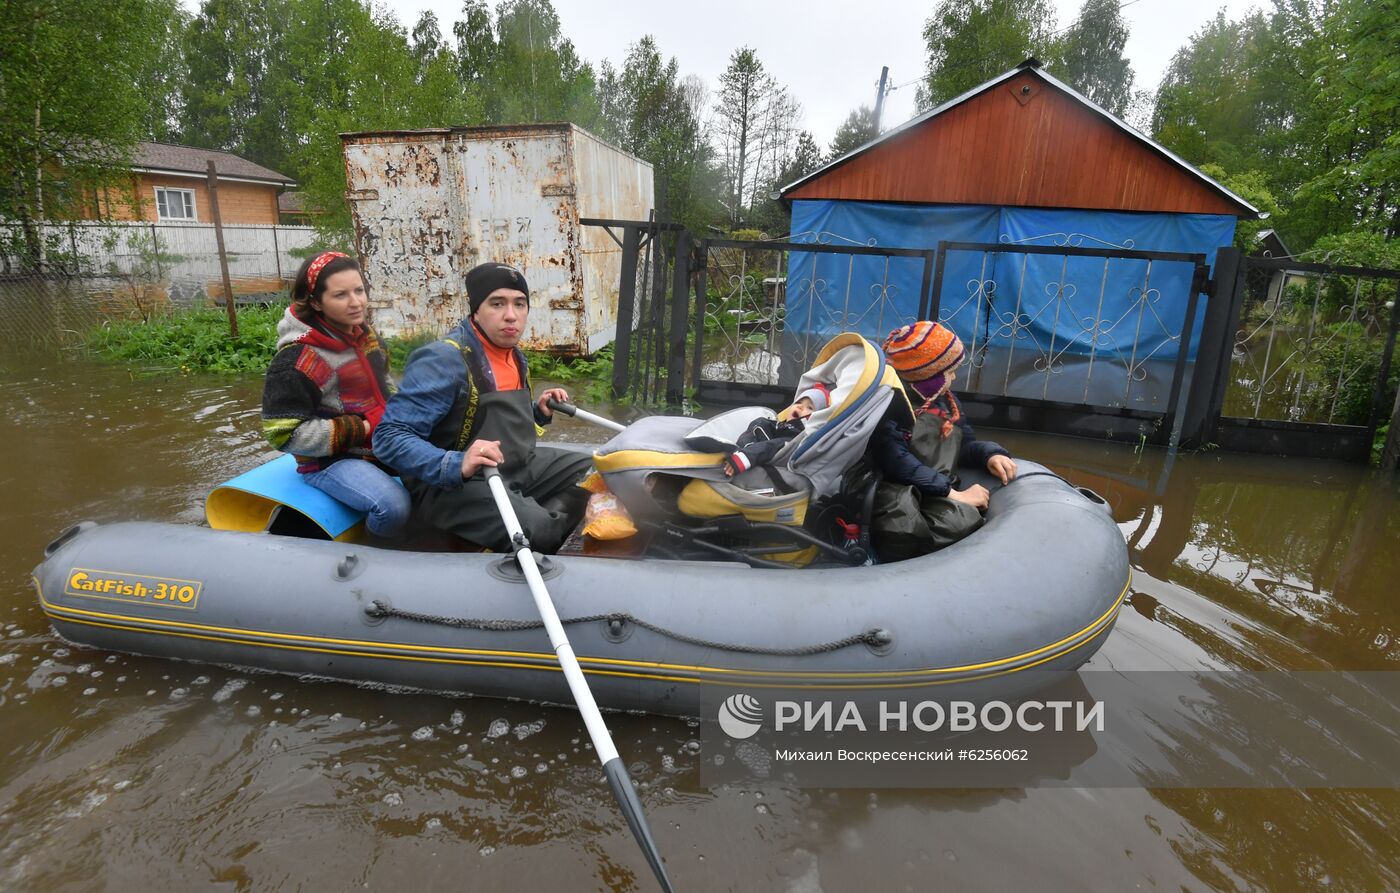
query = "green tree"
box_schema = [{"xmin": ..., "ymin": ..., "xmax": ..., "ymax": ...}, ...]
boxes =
[
  {"xmin": 1049, "ymin": 0, "xmax": 1132, "ymax": 115},
  {"xmin": 917, "ymin": 0, "xmax": 1057, "ymax": 109},
  {"xmin": 593, "ymin": 59, "xmax": 625, "ymax": 145},
  {"xmin": 827, "ymin": 105, "xmax": 878, "ymax": 159},
  {"xmin": 1199, "ymin": 163, "xmax": 1281, "ymax": 252},
  {"xmin": 783, "ymin": 130, "xmax": 823, "ymax": 183},
  {"xmin": 411, "ymin": 9, "xmax": 474, "ymax": 123},
  {"xmin": 714, "ymin": 46, "xmax": 797, "ymax": 224},
  {"xmin": 1152, "ymin": 12, "xmax": 1266, "ymax": 172},
  {"xmin": 288, "ymin": 1, "xmax": 470, "ymax": 239},
  {"xmin": 1297, "ymin": 0, "xmax": 1400, "ymax": 243},
  {"xmin": 1146, "ymin": 1, "xmax": 1391, "ymax": 251},
  {"xmin": 180, "ymin": 0, "xmax": 292, "ymax": 172},
  {"xmin": 410, "ymin": 10, "xmax": 445, "ymax": 78},
  {"xmin": 484, "ymin": 0, "xmax": 600, "ymax": 128},
  {"xmin": 602, "ymin": 37, "xmax": 714, "ymax": 227},
  {"xmin": 746, "ymin": 129, "xmax": 824, "ymax": 235},
  {"xmin": 452, "ymin": 0, "xmax": 497, "ymax": 93},
  {"xmin": 0, "ymin": 0, "xmax": 184, "ymax": 265},
  {"xmin": 1150, "ymin": 7, "xmax": 1323, "ymax": 192},
  {"xmin": 137, "ymin": 1, "xmax": 189, "ymax": 143}
]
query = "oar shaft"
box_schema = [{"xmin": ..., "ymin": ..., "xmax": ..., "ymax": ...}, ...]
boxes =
[
  {"xmin": 482, "ymin": 468, "xmax": 674, "ymax": 891},
  {"xmin": 483, "ymin": 472, "xmax": 617, "ymax": 757},
  {"xmin": 548, "ymin": 399, "xmax": 627, "ymax": 433},
  {"xmin": 574, "ymin": 406, "xmax": 627, "ymax": 433}
]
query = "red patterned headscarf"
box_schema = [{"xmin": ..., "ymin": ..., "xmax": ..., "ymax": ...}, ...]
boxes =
[{"xmin": 306, "ymin": 251, "xmax": 349, "ymax": 294}]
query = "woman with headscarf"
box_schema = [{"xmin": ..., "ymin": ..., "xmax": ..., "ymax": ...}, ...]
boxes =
[{"xmin": 260, "ymin": 251, "xmax": 410, "ymax": 538}]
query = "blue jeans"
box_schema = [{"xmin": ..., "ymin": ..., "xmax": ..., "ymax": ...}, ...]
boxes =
[{"xmin": 303, "ymin": 459, "xmax": 411, "ymax": 538}]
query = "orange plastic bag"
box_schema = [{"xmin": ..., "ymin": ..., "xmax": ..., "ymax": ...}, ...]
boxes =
[{"xmin": 581, "ymin": 476, "xmax": 637, "ymax": 541}]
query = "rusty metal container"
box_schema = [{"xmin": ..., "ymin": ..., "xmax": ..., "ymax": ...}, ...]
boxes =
[{"xmin": 342, "ymin": 124, "xmax": 653, "ymax": 354}]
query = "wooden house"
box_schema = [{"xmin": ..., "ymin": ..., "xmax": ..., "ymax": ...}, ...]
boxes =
[
  {"xmin": 777, "ymin": 58, "xmax": 1259, "ymax": 354},
  {"xmin": 89, "ymin": 142, "xmax": 295, "ymax": 225}
]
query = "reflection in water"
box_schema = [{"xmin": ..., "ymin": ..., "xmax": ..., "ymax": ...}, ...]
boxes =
[
  {"xmin": 1, "ymin": 355, "xmax": 1398, "ymax": 891},
  {"xmin": 1023, "ymin": 433, "xmax": 1400, "ymax": 671}
]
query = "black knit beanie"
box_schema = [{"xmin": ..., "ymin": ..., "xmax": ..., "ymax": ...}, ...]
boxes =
[{"xmin": 465, "ymin": 262, "xmax": 529, "ymax": 315}]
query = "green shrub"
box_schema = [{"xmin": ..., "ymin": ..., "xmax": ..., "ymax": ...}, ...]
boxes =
[
  {"xmin": 384, "ymin": 330, "xmax": 437, "ymax": 372},
  {"xmin": 526, "ymin": 344, "xmax": 614, "ymax": 403},
  {"xmin": 1298, "ymin": 320, "xmax": 1400, "ymax": 436},
  {"xmin": 85, "ymin": 305, "xmax": 282, "ymax": 374},
  {"xmin": 85, "ymin": 309, "xmax": 615, "ymax": 396}
]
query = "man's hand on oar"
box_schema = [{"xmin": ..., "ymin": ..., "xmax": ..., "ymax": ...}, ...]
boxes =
[{"xmin": 460, "ymin": 439, "xmax": 504, "ymax": 478}]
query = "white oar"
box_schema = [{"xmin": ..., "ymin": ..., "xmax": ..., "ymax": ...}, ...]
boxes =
[
  {"xmin": 547, "ymin": 399, "xmax": 627, "ymax": 433},
  {"xmin": 482, "ymin": 466, "xmax": 675, "ymax": 892}
]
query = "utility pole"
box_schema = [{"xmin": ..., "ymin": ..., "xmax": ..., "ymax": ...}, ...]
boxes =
[{"xmin": 873, "ymin": 66, "xmax": 889, "ymax": 132}]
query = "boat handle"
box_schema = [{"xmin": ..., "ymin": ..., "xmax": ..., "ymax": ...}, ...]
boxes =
[
  {"xmin": 44, "ymin": 521, "xmax": 97, "ymax": 558},
  {"xmin": 1076, "ymin": 487, "xmax": 1107, "ymax": 505}
]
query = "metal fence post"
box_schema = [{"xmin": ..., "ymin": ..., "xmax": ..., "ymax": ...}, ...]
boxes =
[
  {"xmin": 67, "ymin": 221, "xmax": 79, "ymax": 277},
  {"xmin": 1374, "ymin": 280, "xmax": 1400, "ymax": 472},
  {"xmin": 1161, "ymin": 278, "xmax": 1204, "ymax": 449},
  {"xmin": 665, "ymin": 230, "xmax": 692, "ymax": 405},
  {"xmin": 642, "ymin": 216, "xmax": 667, "ymax": 404},
  {"xmin": 611, "ymin": 225, "xmax": 641, "ymax": 399},
  {"xmin": 148, "ymin": 221, "xmax": 162, "ymax": 280},
  {"xmin": 690, "ymin": 240, "xmax": 709, "ymax": 392},
  {"xmin": 1178, "ymin": 246, "xmax": 1244, "ymax": 449},
  {"xmin": 927, "ymin": 241, "xmax": 950, "ymax": 322},
  {"xmin": 918, "ymin": 249, "xmax": 936, "ymax": 321},
  {"xmin": 272, "ymin": 225, "xmax": 282, "ymax": 280}
]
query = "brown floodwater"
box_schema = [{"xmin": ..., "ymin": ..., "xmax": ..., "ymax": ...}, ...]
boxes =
[{"xmin": 2, "ymin": 344, "xmax": 1398, "ymax": 892}]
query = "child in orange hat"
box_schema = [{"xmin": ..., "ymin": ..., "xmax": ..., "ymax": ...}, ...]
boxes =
[{"xmin": 868, "ymin": 321, "xmax": 1018, "ymax": 558}]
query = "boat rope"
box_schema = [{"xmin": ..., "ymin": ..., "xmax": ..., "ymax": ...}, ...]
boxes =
[
  {"xmin": 361, "ymin": 473, "xmax": 1081, "ymax": 655},
  {"xmin": 363, "ymin": 601, "xmax": 891, "ymax": 656}
]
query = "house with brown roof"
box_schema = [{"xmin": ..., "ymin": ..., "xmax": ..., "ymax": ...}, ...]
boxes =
[
  {"xmin": 777, "ymin": 58, "xmax": 1258, "ymax": 370},
  {"xmin": 277, "ymin": 191, "xmax": 323, "ymax": 226},
  {"xmin": 88, "ymin": 142, "xmax": 296, "ymax": 225}
]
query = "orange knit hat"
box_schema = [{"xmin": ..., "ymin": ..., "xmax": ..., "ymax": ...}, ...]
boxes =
[{"xmin": 882, "ymin": 321, "xmax": 965, "ymax": 389}]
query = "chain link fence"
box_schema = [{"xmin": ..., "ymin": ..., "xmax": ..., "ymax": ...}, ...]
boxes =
[{"xmin": 0, "ymin": 220, "xmax": 321, "ymax": 354}]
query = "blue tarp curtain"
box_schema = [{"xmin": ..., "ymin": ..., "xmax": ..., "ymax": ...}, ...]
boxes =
[{"xmin": 786, "ymin": 200, "xmax": 1236, "ymax": 360}]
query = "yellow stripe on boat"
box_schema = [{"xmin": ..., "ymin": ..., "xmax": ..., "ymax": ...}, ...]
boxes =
[{"xmin": 36, "ymin": 574, "xmax": 1127, "ymax": 683}]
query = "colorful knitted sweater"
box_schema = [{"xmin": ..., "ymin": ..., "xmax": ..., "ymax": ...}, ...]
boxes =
[{"xmin": 260, "ymin": 307, "xmax": 393, "ymax": 473}]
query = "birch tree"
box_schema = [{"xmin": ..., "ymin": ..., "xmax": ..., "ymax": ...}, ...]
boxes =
[{"xmin": 713, "ymin": 46, "xmax": 798, "ymax": 225}]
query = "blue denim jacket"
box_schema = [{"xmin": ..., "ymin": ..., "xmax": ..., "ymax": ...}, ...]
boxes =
[{"xmin": 374, "ymin": 319, "xmax": 548, "ymax": 489}]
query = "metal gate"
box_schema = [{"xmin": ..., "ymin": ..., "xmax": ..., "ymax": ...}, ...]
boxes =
[
  {"xmin": 596, "ymin": 227, "xmax": 1400, "ymax": 464},
  {"xmin": 1180, "ymin": 248, "xmax": 1400, "ymax": 461},
  {"xmin": 688, "ymin": 236, "xmax": 937, "ymax": 405},
  {"xmin": 928, "ymin": 239, "xmax": 1212, "ymax": 447}
]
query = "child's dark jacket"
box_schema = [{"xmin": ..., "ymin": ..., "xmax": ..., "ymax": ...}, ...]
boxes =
[
  {"xmin": 870, "ymin": 395, "xmax": 1008, "ymax": 497},
  {"xmin": 726, "ymin": 416, "xmax": 805, "ymax": 474}
]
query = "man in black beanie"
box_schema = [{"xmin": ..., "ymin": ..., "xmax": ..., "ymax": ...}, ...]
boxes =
[{"xmin": 374, "ymin": 262, "xmax": 592, "ymax": 552}]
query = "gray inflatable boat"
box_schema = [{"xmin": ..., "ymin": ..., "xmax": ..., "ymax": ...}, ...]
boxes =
[{"xmin": 32, "ymin": 458, "xmax": 1127, "ymax": 719}]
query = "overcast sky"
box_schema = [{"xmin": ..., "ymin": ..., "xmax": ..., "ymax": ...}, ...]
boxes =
[{"xmin": 378, "ymin": 0, "xmax": 1267, "ymax": 146}]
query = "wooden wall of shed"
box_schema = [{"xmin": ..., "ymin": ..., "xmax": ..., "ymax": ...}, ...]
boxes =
[
  {"xmin": 786, "ymin": 71, "xmax": 1244, "ymax": 216},
  {"xmin": 92, "ymin": 174, "xmax": 282, "ymax": 225}
]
